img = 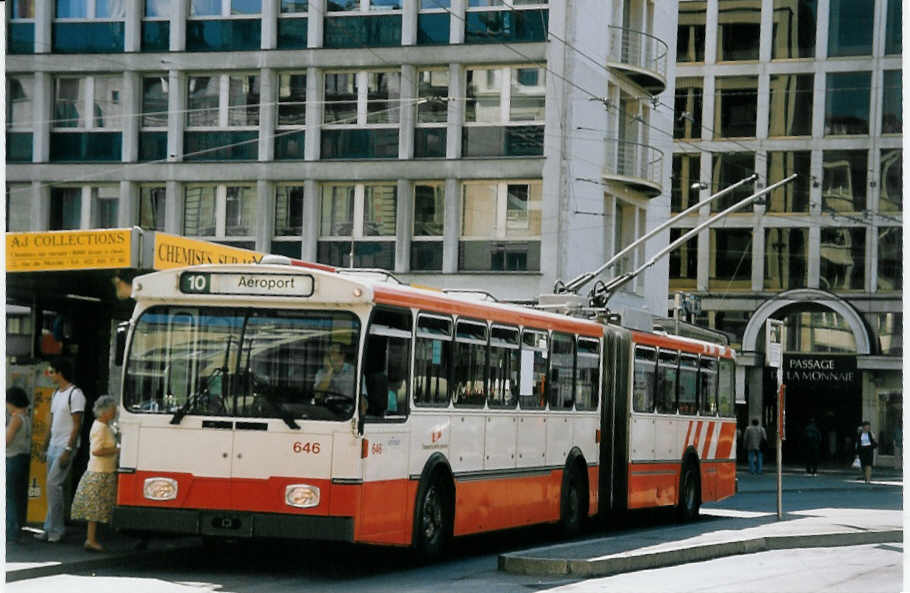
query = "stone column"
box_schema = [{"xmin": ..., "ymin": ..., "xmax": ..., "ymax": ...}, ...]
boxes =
[
  {"xmin": 262, "ymin": 0, "xmax": 278, "ymax": 49},
  {"xmin": 33, "ymin": 182, "xmax": 51, "ymax": 230},
  {"xmin": 302, "ymin": 179, "xmax": 320, "ymax": 261},
  {"xmin": 256, "ymin": 179, "xmax": 276, "ymax": 252},
  {"xmin": 450, "ymin": 0, "xmax": 465, "ymax": 44},
  {"xmin": 402, "ymin": 0, "xmax": 417, "ymax": 46},
  {"xmin": 35, "ymin": 0, "xmax": 51, "ymax": 54},
  {"xmin": 122, "ymin": 71, "xmax": 141, "ymax": 162},
  {"xmin": 33, "ymin": 73, "xmax": 52, "ymax": 163},
  {"xmin": 166, "ymin": 180, "xmax": 183, "ymax": 234},
  {"xmin": 305, "ymin": 66, "xmax": 323, "ymax": 160},
  {"xmin": 443, "ymin": 177, "xmax": 459, "ymax": 273},
  {"xmin": 124, "ymin": 0, "xmax": 142, "ymax": 52},
  {"xmin": 446, "ymin": 63, "xmax": 463, "ymax": 159},
  {"xmin": 259, "ymin": 68, "xmax": 277, "ymax": 161},
  {"xmin": 395, "ymin": 179, "xmax": 412, "ymax": 272},
  {"xmin": 167, "ymin": 70, "xmax": 185, "ymax": 161},
  {"xmin": 171, "ymin": 0, "xmax": 187, "ymax": 51},
  {"xmin": 120, "ymin": 181, "xmax": 139, "ymax": 227},
  {"xmin": 399, "ymin": 64, "xmax": 416, "ymax": 160},
  {"xmin": 308, "ymin": 0, "xmax": 325, "ymax": 48}
]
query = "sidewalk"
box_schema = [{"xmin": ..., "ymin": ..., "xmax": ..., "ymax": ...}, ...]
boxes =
[{"xmin": 499, "ymin": 467, "xmax": 904, "ymax": 577}]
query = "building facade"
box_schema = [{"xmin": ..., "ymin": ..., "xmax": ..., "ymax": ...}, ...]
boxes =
[{"xmin": 671, "ymin": 0, "xmax": 902, "ymax": 465}]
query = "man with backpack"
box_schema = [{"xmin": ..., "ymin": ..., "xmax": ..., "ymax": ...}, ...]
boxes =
[{"xmin": 35, "ymin": 358, "xmax": 85, "ymax": 543}]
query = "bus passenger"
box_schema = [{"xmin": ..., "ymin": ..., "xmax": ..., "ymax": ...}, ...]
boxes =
[{"xmin": 314, "ymin": 343, "xmax": 356, "ymax": 400}]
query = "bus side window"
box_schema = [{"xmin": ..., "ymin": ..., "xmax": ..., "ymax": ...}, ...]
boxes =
[
  {"xmin": 575, "ymin": 338, "xmax": 600, "ymax": 410},
  {"xmin": 453, "ymin": 320, "xmax": 487, "ymax": 408},
  {"xmin": 678, "ymin": 354, "xmax": 698, "ymax": 415},
  {"xmin": 520, "ymin": 330, "xmax": 548, "ymax": 409},
  {"xmin": 362, "ymin": 307, "xmax": 412, "ymax": 419},
  {"xmin": 656, "ymin": 349, "xmax": 679, "ymax": 414},
  {"xmin": 489, "ymin": 325, "xmax": 520, "ymax": 409},
  {"xmin": 549, "ymin": 333, "xmax": 575, "ymax": 409},
  {"xmin": 633, "ymin": 346, "xmax": 656, "ymax": 413},
  {"xmin": 699, "ymin": 357, "xmax": 718, "ymax": 416},
  {"xmin": 717, "ymin": 358, "xmax": 735, "ymax": 417},
  {"xmin": 414, "ymin": 314, "xmax": 452, "ymax": 407}
]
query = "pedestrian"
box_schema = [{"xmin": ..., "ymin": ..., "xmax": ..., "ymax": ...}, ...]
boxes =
[
  {"xmin": 893, "ymin": 423, "xmax": 902, "ymax": 471},
  {"xmin": 35, "ymin": 358, "xmax": 86, "ymax": 543},
  {"xmin": 802, "ymin": 417, "xmax": 822, "ymax": 476},
  {"xmin": 70, "ymin": 395, "xmax": 120, "ymax": 552},
  {"xmin": 856, "ymin": 421, "xmax": 878, "ymax": 484},
  {"xmin": 743, "ymin": 418, "xmax": 767, "ymax": 475},
  {"xmin": 6, "ymin": 387, "xmax": 32, "ymax": 543}
]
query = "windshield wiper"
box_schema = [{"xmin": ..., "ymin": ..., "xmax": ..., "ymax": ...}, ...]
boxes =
[
  {"xmin": 169, "ymin": 368, "xmax": 223, "ymax": 425},
  {"xmin": 249, "ymin": 373, "xmax": 300, "ymax": 429}
]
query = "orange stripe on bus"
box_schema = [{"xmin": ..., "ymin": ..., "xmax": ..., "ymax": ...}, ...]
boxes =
[
  {"xmin": 692, "ymin": 421, "xmax": 704, "ymax": 451},
  {"xmin": 701, "ymin": 422, "xmax": 716, "ymax": 459},
  {"xmin": 715, "ymin": 421, "xmax": 737, "ymax": 459},
  {"xmin": 684, "ymin": 420, "xmax": 694, "ymax": 448}
]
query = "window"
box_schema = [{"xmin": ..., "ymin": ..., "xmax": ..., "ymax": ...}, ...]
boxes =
[
  {"xmin": 489, "ymin": 325, "xmax": 520, "ymax": 408},
  {"xmin": 711, "ymin": 152, "xmax": 755, "ymax": 211},
  {"xmin": 191, "ymin": 0, "xmax": 260, "ymax": 15},
  {"xmin": 717, "ymin": 359, "xmax": 734, "ymax": 417},
  {"xmin": 7, "ymin": 76, "xmax": 33, "ymax": 131},
  {"xmin": 882, "ymin": 71, "xmax": 902, "ymax": 134},
  {"xmin": 771, "ymin": 0, "xmax": 816, "ymax": 59},
  {"xmin": 12, "ymin": 0, "xmax": 35, "ymax": 18},
  {"xmin": 49, "ymin": 187, "xmax": 83, "ymax": 230},
  {"xmin": 877, "ymin": 228, "xmax": 901, "ymax": 292},
  {"xmin": 139, "ymin": 185, "xmax": 166, "ymax": 231},
  {"xmin": 633, "ymin": 346, "xmax": 656, "ymax": 413},
  {"xmin": 328, "ymin": 0, "xmax": 401, "ymax": 10},
  {"xmin": 714, "ymin": 76, "xmax": 757, "ymax": 138},
  {"xmin": 323, "ymin": 72, "xmax": 358, "ymax": 125},
  {"xmin": 768, "ymin": 74, "xmax": 812, "ymax": 137},
  {"xmin": 868, "ymin": 313, "xmax": 901, "ymax": 355},
  {"xmin": 417, "ymin": 69, "xmax": 449, "ymax": 124},
  {"xmin": 879, "ymin": 149, "xmax": 902, "ymax": 212},
  {"xmin": 678, "ymin": 354, "xmax": 698, "ymax": 415},
  {"xmin": 460, "ymin": 181, "xmax": 542, "ymax": 271},
  {"xmin": 278, "ymin": 72, "xmax": 307, "ymax": 126},
  {"xmin": 183, "ymin": 184, "xmax": 256, "ymax": 241},
  {"xmin": 716, "ymin": 0, "xmax": 760, "ymax": 61},
  {"xmin": 822, "ymin": 150, "xmax": 867, "ymax": 212},
  {"xmin": 412, "ymin": 182, "xmax": 445, "ymax": 271},
  {"xmin": 669, "ymin": 228, "xmax": 697, "ymax": 289},
  {"xmin": 453, "ymin": 320, "xmax": 487, "ymax": 407},
  {"xmin": 820, "ymin": 228, "xmax": 865, "ymax": 290},
  {"xmin": 141, "ymin": 76, "xmax": 168, "ymax": 128},
  {"xmin": 656, "ymin": 350, "xmax": 678, "ymax": 414},
  {"xmin": 677, "ymin": 1, "xmax": 706, "ymax": 62},
  {"xmin": 318, "ymin": 183, "xmax": 396, "ymax": 269},
  {"xmin": 766, "ymin": 151, "xmax": 810, "ymax": 212},
  {"xmin": 187, "ymin": 74, "xmax": 260, "ymax": 127},
  {"xmin": 362, "ymin": 307, "xmax": 411, "ymax": 418},
  {"xmin": 765, "ymin": 228, "xmax": 808, "ymax": 290},
  {"xmin": 274, "ymin": 184, "xmax": 305, "ymax": 238},
  {"xmin": 414, "ymin": 314, "xmax": 452, "ymax": 407},
  {"xmin": 464, "ymin": 1, "xmax": 548, "ymax": 43},
  {"xmin": 464, "ymin": 66, "xmax": 545, "ymax": 157},
  {"xmin": 825, "ymin": 72, "xmax": 871, "ymax": 136},
  {"xmin": 324, "ymin": 70, "xmax": 400, "ymax": 126},
  {"xmin": 142, "ymin": 0, "xmax": 170, "ymax": 50},
  {"xmin": 520, "ymin": 330, "xmax": 547, "ymax": 409},
  {"xmin": 709, "ymin": 228, "xmax": 752, "ymax": 289},
  {"xmin": 54, "ymin": 76, "xmax": 122, "ymax": 130},
  {"xmin": 575, "ymin": 338, "xmax": 599, "ymax": 411},
  {"xmin": 6, "ymin": 184, "xmax": 32, "ymax": 232},
  {"xmin": 548, "ymin": 333, "xmax": 574, "ymax": 410},
  {"xmin": 417, "ymin": 0, "xmax": 450, "ymax": 44},
  {"xmin": 673, "ymin": 78, "xmax": 702, "ymax": 139},
  {"xmin": 828, "ymin": 0, "xmax": 873, "ymax": 57},
  {"xmin": 671, "ymin": 154, "xmax": 701, "ymax": 212},
  {"xmin": 698, "ymin": 357, "xmax": 717, "ymax": 415},
  {"xmin": 91, "ymin": 186, "xmax": 119, "ymax": 228},
  {"xmin": 885, "ymin": 0, "xmax": 901, "ymax": 55},
  {"xmin": 281, "ymin": 0, "xmax": 308, "ymax": 11},
  {"xmin": 56, "ymin": 0, "xmax": 126, "ymax": 18}
]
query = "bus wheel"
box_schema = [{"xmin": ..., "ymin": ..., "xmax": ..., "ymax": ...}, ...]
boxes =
[
  {"xmin": 559, "ymin": 467, "xmax": 585, "ymax": 538},
  {"xmin": 677, "ymin": 462, "xmax": 701, "ymax": 522},
  {"xmin": 414, "ymin": 475, "xmax": 450, "ymax": 563}
]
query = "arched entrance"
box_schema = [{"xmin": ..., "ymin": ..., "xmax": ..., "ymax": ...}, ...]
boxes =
[{"xmin": 741, "ymin": 290, "xmax": 873, "ymax": 465}]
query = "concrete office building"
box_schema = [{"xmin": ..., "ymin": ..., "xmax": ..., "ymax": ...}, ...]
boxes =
[{"xmin": 670, "ymin": 0, "xmax": 902, "ymax": 465}]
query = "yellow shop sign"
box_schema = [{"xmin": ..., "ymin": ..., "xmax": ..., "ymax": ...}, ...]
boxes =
[
  {"xmin": 153, "ymin": 233, "xmax": 264, "ymax": 270},
  {"xmin": 6, "ymin": 229, "xmax": 133, "ymax": 272}
]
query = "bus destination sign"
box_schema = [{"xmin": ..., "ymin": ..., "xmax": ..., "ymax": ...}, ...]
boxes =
[{"xmin": 180, "ymin": 272, "xmax": 314, "ymax": 297}]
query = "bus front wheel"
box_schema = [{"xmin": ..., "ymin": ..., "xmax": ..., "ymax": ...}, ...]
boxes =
[{"xmin": 413, "ymin": 474, "xmax": 451, "ymax": 563}]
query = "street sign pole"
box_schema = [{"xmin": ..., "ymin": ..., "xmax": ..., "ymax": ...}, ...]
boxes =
[{"xmin": 777, "ymin": 380, "xmax": 785, "ymax": 520}]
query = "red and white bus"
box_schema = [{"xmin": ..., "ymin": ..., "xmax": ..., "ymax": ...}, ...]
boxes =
[{"xmin": 113, "ymin": 262, "xmax": 736, "ymax": 558}]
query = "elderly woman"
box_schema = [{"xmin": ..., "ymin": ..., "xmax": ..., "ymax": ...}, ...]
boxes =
[{"xmin": 70, "ymin": 395, "xmax": 119, "ymax": 551}]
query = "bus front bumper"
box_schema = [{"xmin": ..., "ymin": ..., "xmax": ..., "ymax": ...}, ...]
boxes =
[{"xmin": 112, "ymin": 506, "xmax": 354, "ymax": 541}]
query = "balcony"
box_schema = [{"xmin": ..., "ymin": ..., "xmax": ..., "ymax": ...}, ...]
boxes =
[
  {"xmin": 604, "ymin": 139, "xmax": 663, "ymax": 197},
  {"xmin": 605, "ymin": 26, "xmax": 667, "ymax": 94}
]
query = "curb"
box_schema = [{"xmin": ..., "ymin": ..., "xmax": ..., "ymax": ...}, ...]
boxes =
[
  {"xmin": 5, "ymin": 546, "xmax": 192, "ymax": 583},
  {"xmin": 498, "ymin": 530, "xmax": 903, "ymax": 577}
]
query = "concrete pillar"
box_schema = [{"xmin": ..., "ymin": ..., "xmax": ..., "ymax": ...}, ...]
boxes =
[
  {"xmin": 302, "ymin": 179, "xmax": 320, "ymax": 262},
  {"xmin": 815, "ymin": 0, "xmax": 830, "ymax": 59},
  {"xmin": 446, "ymin": 63, "xmax": 463, "ymax": 159},
  {"xmin": 256, "ymin": 179, "xmax": 275, "ymax": 252},
  {"xmin": 395, "ymin": 179, "xmax": 412, "ymax": 272},
  {"xmin": 399, "ymin": 64, "xmax": 416, "ymax": 160},
  {"xmin": 34, "ymin": 73, "xmax": 52, "ymax": 163},
  {"xmin": 262, "ymin": 0, "xmax": 278, "ymax": 49},
  {"xmin": 305, "ymin": 66, "xmax": 323, "ymax": 160},
  {"xmin": 125, "ymin": 0, "xmax": 142, "ymax": 52},
  {"xmin": 704, "ymin": 0, "xmax": 718, "ymax": 65},
  {"xmin": 402, "ymin": 0, "xmax": 417, "ymax": 46},
  {"xmin": 443, "ymin": 178, "xmax": 459, "ymax": 273},
  {"xmin": 450, "ymin": 0, "xmax": 465, "ymax": 44},
  {"xmin": 33, "ymin": 182, "xmax": 51, "ymax": 230},
  {"xmin": 750, "ymin": 209, "xmax": 764, "ymax": 291},
  {"xmin": 122, "ymin": 71, "xmax": 141, "ymax": 162},
  {"xmin": 120, "ymin": 181, "xmax": 139, "ymax": 227},
  {"xmin": 166, "ymin": 180, "xmax": 182, "ymax": 234},
  {"xmin": 259, "ymin": 68, "xmax": 277, "ymax": 161},
  {"xmin": 807, "ymin": 225, "xmax": 820, "ymax": 288},
  {"xmin": 167, "ymin": 71, "xmax": 185, "ymax": 161},
  {"xmin": 308, "ymin": 0, "xmax": 325, "ymax": 48},
  {"xmin": 755, "ymin": 73, "xmax": 769, "ymax": 140},
  {"xmin": 171, "ymin": 0, "xmax": 187, "ymax": 51},
  {"xmin": 35, "ymin": 0, "xmax": 51, "ymax": 54}
]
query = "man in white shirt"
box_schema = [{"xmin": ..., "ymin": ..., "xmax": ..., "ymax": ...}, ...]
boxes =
[{"xmin": 35, "ymin": 358, "xmax": 85, "ymax": 543}]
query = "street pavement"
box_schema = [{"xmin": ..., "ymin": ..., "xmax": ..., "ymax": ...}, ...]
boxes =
[{"xmin": 4, "ymin": 466, "xmax": 902, "ymax": 584}]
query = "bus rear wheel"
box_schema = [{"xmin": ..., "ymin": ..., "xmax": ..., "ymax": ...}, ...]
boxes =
[
  {"xmin": 414, "ymin": 475, "xmax": 451, "ymax": 563},
  {"xmin": 677, "ymin": 463, "xmax": 701, "ymax": 522},
  {"xmin": 559, "ymin": 467, "xmax": 585, "ymax": 538}
]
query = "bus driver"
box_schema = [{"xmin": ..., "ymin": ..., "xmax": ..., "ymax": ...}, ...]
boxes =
[{"xmin": 314, "ymin": 342, "xmax": 356, "ymax": 401}]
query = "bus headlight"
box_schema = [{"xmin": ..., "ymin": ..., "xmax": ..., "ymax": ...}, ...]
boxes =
[
  {"xmin": 285, "ymin": 484, "xmax": 320, "ymax": 508},
  {"xmin": 143, "ymin": 477, "xmax": 178, "ymax": 501}
]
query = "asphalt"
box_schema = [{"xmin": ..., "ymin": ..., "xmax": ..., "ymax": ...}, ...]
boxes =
[{"xmin": 4, "ymin": 466, "xmax": 903, "ymax": 583}]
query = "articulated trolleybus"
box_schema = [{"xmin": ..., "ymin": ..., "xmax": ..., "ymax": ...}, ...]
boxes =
[{"xmin": 113, "ymin": 261, "xmax": 737, "ymax": 557}]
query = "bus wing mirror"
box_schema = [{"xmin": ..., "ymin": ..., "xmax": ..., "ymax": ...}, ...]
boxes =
[{"xmin": 115, "ymin": 321, "xmax": 130, "ymax": 366}]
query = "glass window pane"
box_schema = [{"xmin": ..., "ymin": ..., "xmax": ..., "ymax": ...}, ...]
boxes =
[
  {"xmin": 141, "ymin": 76, "xmax": 169, "ymax": 128},
  {"xmin": 633, "ymin": 347, "xmax": 656, "ymax": 412},
  {"xmin": 656, "ymin": 350, "xmax": 678, "ymax": 413},
  {"xmin": 324, "ymin": 73, "xmax": 357, "ymax": 125},
  {"xmin": 228, "ymin": 75, "xmax": 260, "ymax": 127},
  {"xmin": 866, "ymin": 312, "xmax": 901, "ymax": 355},
  {"xmin": 711, "ymin": 152, "xmax": 755, "ymax": 211},
  {"xmin": 768, "ymin": 74, "xmax": 812, "ymax": 136},
  {"xmin": 12, "ymin": 0, "xmax": 35, "ymax": 19},
  {"xmin": 771, "ymin": 0, "xmax": 816, "ymax": 59},
  {"xmin": 519, "ymin": 331, "xmax": 547, "ymax": 409},
  {"xmin": 417, "ymin": 69, "xmax": 449, "ymax": 124},
  {"xmin": 139, "ymin": 185, "xmax": 166, "ymax": 231},
  {"xmin": 54, "ymin": 78, "xmax": 85, "ymax": 128},
  {"xmin": 507, "ymin": 181, "xmax": 541, "ymax": 237},
  {"xmin": 716, "ymin": 0, "xmax": 761, "ymax": 61},
  {"xmin": 92, "ymin": 186, "xmax": 119, "ymax": 228},
  {"xmin": 699, "ymin": 358, "xmax": 717, "ymax": 416},
  {"xmin": 363, "ymin": 184, "xmax": 397, "ymax": 236},
  {"xmin": 509, "ymin": 68, "xmax": 545, "ymax": 121},
  {"xmin": 56, "ymin": 0, "xmax": 87, "ymax": 18},
  {"xmin": 327, "ymin": 0, "xmax": 358, "ymax": 9},
  {"xmin": 410, "ymin": 241, "xmax": 443, "ymax": 270},
  {"xmin": 146, "ymin": 0, "xmax": 170, "ymax": 17},
  {"xmin": 191, "ymin": 0, "xmax": 221, "ymax": 15},
  {"xmin": 231, "ymin": 0, "xmax": 261, "ymax": 14},
  {"xmin": 822, "ymin": 150, "xmax": 867, "ymax": 212},
  {"xmin": 819, "ymin": 227, "xmax": 865, "ymax": 290},
  {"xmin": 183, "ymin": 185, "xmax": 217, "ymax": 235},
  {"xmin": 275, "ymin": 185, "xmax": 304, "ymax": 236},
  {"xmin": 669, "ymin": 228, "xmax": 697, "ymax": 288},
  {"xmin": 673, "ymin": 78, "xmax": 702, "ymax": 139},
  {"xmin": 678, "ymin": 355, "xmax": 698, "ymax": 414},
  {"xmin": 879, "ymin": 149, "xmax": 902, "ymax": 212},
  {"xmin": 414, "ymin": 183, "xmax": 444, "ymax": 236},
  {"xmin": 225, "ymin": 185, "xmax": 255, "ymax": 235},
  {"xmin": 6, "ymin": 184, "xmax": 32, "ymax": 231},
  {"xmin": 461, "ymin": 183, "xmax": 497, "ymax": 237},
  {"xmin": 671, "ymin": 153, "xmax": 700, "ymax": 212},
  {"xmin": 764, "ymin": 228, "xmax": 808, "ymax": 289},
  {"xmin": 781, "ymin": 310, "xmax": 856, "ymax": 353},
  {"xmin": 885, "ymin": 0, "xmax": 902, "ymax": 54},
  {"xmin": 366, "ymin": 71, "xmax": 400, "ymax": 124},
  {"xmin": 465, "ymin": 68, "xmax": 502, "ymax": 123},
  {"xmin": 714, "ymin": 76, "xmax": 757, "ymax": 138},
  {"xmin": 548, "ymin": 333, "xmax": 574, "ymax": 410},
  {"xmin": 96, "ymin": 0, "xmax": 127, "ymax": 18},
  {"xmin": 50, "ymin": 187, "xmax": 82, "ymax": 230},
  {"xmin": 882, "ymin": 71, "xmax": 902, "ymax": 134},
  {"xmin": 825, "ymin": 72, "xmax": 871, "ymax": 135},
  {"xmin": 453, "ymin": 335, "xmax": 487, "ymax": 408},
  {"xmin": 278, "ymin": 73, "xmax": 307, "ymax": 126},
  {"xmin": 766, "ymin": 151, "xmax": 810, "ymax": 212},
  {"xmin": 709, "ymin": 228, "xmax": 752, "ymax": 289},
  {"xmin": 828, "ymin": 0, "xmax": 873, "ymax": 56},
  {"xmin": 92, "ymin": 77, "xmax": 123, "ymax": 129},
  {"xmin": 575, "ymin": 340, "xmax": 599, "ymax": 411},
  {"xmin": 677, "ymin": 1, "xmax": 706, "ymax": 62},
  {"xmin": 187, "ymin": 76, "xmax": 219, "ymax": 127},
  {"xmin": 370, "ymin": 0, "xmax": 401, "ymax": 9},
  {"xmin": 8, "ymin": 77, "xmax": 33, "ymax": 129},
  {"xmin": 420, "ymin": 0, "xmax": 450, "ymax": 7},
  {"xmin": 320, "ymin": 184, "xmax": 355, "ymax": 236},
  {"xmin": 414, "ymin": 335, "xmax": 451, "ymax": 406},
  {"xmin": 281, "ymin": 0, "xmax": 308, "ymax": 11},
  {"xmin": 877, "ymin": 227, "xmax": 901, "ymax": 292}
]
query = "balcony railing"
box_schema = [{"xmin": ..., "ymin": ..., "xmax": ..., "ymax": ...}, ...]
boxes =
[
  {"xmin": 606, "ymin": 25, "xmax": 668, "ymax": 93},
  {"xmin": 604, "ymin": 138, "xmax": 663, "ymax": 196}
]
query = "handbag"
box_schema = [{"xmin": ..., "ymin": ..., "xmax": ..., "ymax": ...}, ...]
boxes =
[{"xmin": 851, "ymin": 455, "xmax": 861, "ymax": 469}]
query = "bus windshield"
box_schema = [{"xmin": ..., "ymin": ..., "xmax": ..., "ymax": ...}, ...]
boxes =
[{"xmin": 123, "ymin": 306, "xmax": 361, "ymax": 422}]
